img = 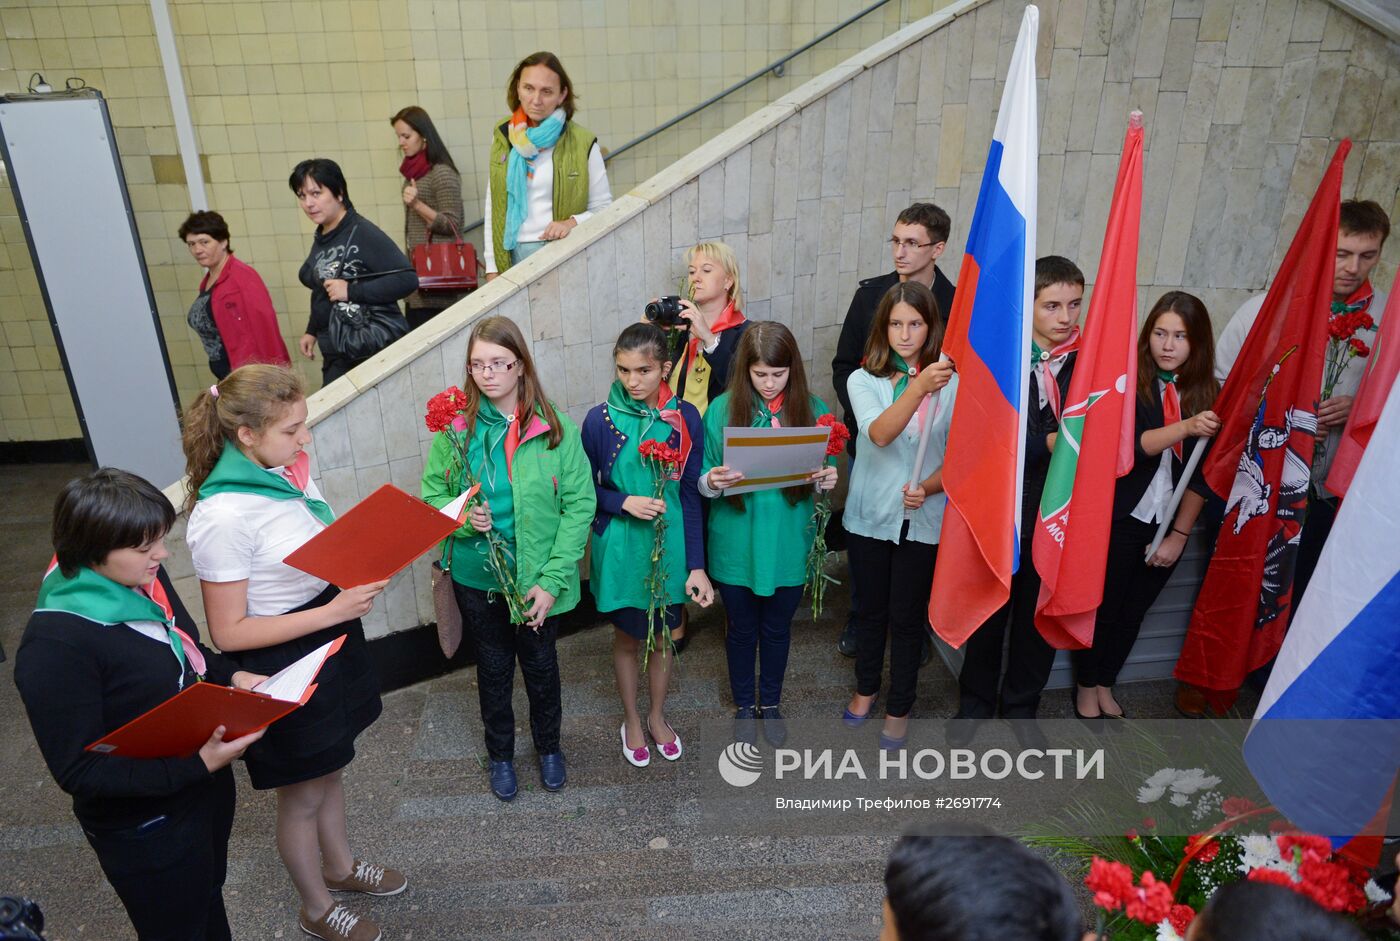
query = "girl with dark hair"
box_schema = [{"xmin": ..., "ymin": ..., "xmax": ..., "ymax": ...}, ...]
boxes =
[
  {"xmin": 700, "ymin": 323, "xmax": 837, "ymax": 746},
  {"xmin": 420, "ymin": 316, "xmax": 595, "ymax": 802},
  {"xmin": 14, "ymin": 468, "xmax": 267, "ymax": 940},
  {"xmin": 1187, "ymin": 881, "xmax": 1364, "ymax": 941},
  {"xmin": 289, "ymin": 157, "xmax": 418, "ymax": 386},
  {"xmin": 390, "ymin": 106, "xmax": 467, "ymax": 329},
  {"xmin": 843, "ymin": 282, "xmax": 955, "ymax": 749},
  {"xmin": 183, "ymin": 364, "xmax": 402, "ymax": 941},
  {"xmin": 1073, "ymin": 291, "xmax": 1221, "ymax": 720},
  {"xmin": 484, "ymin": 51, "xmax": 612, "ymax": 278},
  {"xmin": 581, "ymin": 322, "xmax": 712, "ymax": 767},
  {"xmin": 178, "ymin": 210, "xmax": 290, "ymax": 377}
]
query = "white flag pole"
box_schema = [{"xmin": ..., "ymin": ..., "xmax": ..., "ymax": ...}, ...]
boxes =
[{"xmin": 1145, "ymin": 442, "xmax": 1206, "ymax": 560}]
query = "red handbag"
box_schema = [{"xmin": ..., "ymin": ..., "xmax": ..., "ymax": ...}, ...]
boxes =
[{"xmin": 412, "ymin": 220, "xmax": 479, "ymax": 293}]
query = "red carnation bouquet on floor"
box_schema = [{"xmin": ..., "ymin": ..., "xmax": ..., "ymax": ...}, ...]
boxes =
[
  {"xmin": 638, "ymin": 438, "xmax": 683, "ymax": 661},
  {"xmin": 1029, "ymin": 763, "xmax": 1389, "ymax": 940},
  {"xmin": 425, "ymin": 386, "xmax": 527, "ymax": 623},
  {"xmin": 803, "ymin": 414, "xmax": 851, "ymax": 620}
]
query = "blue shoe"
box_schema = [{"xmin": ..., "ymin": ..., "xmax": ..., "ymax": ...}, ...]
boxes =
[
  {"xmin": 489, "ymin": 760, "xmax": 518, "ymax": 802},
  {"xmin": 842, "ymin": 695, "xmax": 878, "ymax": 728},
  {"xmin": 539, "ymin": 752, "xmax": 566, "ymax": 792},
  {"xmin": 758, "ymin": 705, "xmax": 788, "ymax": 748},
  {"xmin": 733, "ymin": 706, "xmax": 758, "ymax": 747},
  {"xmin": 878, "ymin": 731, "xmax": 908, "ymax": 751}
]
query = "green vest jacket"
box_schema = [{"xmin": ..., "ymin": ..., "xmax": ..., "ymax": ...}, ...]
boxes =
[
  {"xmin": 421, "ymin": 407, "xmax": 596, "ymax": 615},
  {"xmin": 488, "ymin": 120, "xmax": 597, "ymax": 274}
]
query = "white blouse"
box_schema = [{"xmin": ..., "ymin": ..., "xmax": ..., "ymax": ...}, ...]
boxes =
[
  {"xmin": 186, "ymin": 470, "xmax": 331, "ymax": 617},
  {"xmin": 482, "ymin": 140, "xmax": 612, "ymax": 273}
]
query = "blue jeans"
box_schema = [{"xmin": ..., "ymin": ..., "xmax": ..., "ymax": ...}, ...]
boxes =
[{"xmin": 717, "ymin": 582, "xmax": 804, "ymax": 709}]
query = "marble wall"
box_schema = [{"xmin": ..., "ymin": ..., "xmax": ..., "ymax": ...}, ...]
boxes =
[{"xmin": 159, "ymin": 0, "xmax": 1400, "ymax": 638}]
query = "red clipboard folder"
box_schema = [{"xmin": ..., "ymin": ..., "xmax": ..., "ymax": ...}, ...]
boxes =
[
  {"xmin": 282, "ymin": 483, "xmax": 470, "ymax": 589},
  {"xmin": 86, "ymin": 636, "xmax": 345, "ymax": 759}
]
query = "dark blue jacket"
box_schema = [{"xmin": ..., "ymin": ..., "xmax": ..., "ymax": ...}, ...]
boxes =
[{"xmin": 580, "ymin": 399, "xmax": 706, "ymax": 572}]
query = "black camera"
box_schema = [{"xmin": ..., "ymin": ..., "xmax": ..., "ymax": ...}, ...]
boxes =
[
  {"xmin": 0, "ymin": 897, "xmax": 46, "ymax": 941},
  {"xmin": 644, "ymin": 296, "xmax": 686, "ymax": 327}
]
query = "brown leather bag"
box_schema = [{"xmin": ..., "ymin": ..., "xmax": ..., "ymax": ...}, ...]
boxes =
[{"xmin": 432, "ymin": 538, "xmax": 463, "ymax": 658}]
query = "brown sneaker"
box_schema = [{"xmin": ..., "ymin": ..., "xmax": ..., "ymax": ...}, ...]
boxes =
[
  {"xmin": 325, "ymin": 860, "xmax": 408, "ymax": 897},
  {"xmin": 299, "ymin": 903, "xmax": 381, "ymax": 941}
]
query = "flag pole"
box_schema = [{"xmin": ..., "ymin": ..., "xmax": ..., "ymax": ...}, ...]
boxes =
[
  {"xmin": 907, "ymin": 353, "xmax": 952, "ymax": 494},
  {"xmin": 1145, "ymin": 443, "xmax": 1206, "ymax": 559}
]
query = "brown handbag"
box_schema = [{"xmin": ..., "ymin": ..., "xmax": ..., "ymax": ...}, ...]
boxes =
[{"xmin": 432, "ymin": 537, "xmax": 463, "ymax": 658}]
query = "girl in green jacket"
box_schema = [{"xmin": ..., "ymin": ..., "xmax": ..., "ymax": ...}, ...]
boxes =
[
  {"xmin": 421, "ymin": 315, "xmax": 595, "ymax": 802},
  {"xmin": 701, "ymin": 323, "xmax": 838, "ymax": 747}
]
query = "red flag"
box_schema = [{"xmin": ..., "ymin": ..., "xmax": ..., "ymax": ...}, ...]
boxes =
[
  {"xmin": 1174, "ymin": 140, "xmax": 1349, "ymax": 703},
  {"xmin": 1325, "ymin": 286, "xmax": 1399, "ymax": 497},
  {"xmin": 1031, "ymin": 114, "xmax": 1143, "ymax": 649}
]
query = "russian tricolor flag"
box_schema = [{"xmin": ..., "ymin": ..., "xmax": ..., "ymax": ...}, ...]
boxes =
[
  {"xmin": 1243, "ymin": 377, "xmax": 1400, "ymax": 855},
  {"xmin": 929, "ymin": 5, "xmax": 1038, "ymax": 647}
]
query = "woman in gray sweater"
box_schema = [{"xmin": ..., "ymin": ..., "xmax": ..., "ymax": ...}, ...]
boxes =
[{"xmin": 392, "ymin": 106, "xmax": 468, "ymax": 329}]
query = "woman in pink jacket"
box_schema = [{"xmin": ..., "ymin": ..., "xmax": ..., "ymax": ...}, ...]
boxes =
[{"xmin": 179, "ymin": 211, "xmax": 291, "ymax": 378}]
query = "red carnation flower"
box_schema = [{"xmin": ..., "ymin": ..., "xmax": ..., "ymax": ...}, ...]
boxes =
[
  {"xmin": 1085, "ymin": 857, "xmax": 1134, "ymax": 911},
  {"xmin": 816, "ymin": 413, "xmax": 852, "ymax": 456},
  {"xmin": 425, "ymin": 386, "xmax": 469, "ymax": 433},
  {"xmin": 1220, "ymin": 796, "xmax": 1257, "ymax": 818},
  {"xmin": 1168, "ymin": 903, "xmax": 1196, "ymax": 934},
  {"xmin": 1248, "ymin": 867, "xmax": 1297, "ymax": 888},
  {"xmin": 1298, "ymin": 859, "xmax": 1366, "ymax": 913},
  {"xmin": 1125, "ymin": 828, "xmax": 1139, "ymax": 841},
  {"xmin": 1277, "ymin": 833, "xmax": 1331, "ymax": 863},
  {"xmin": 1125, "ymin": 871, "xmax": 1175, "ymax": 925},
  {"xmin": 1142, "ymin": 817, "xmax": 1157, "ymax": 830},
  {"xmin": 1349, "ymin": 337, "xmax": 1370, "ymax": 357},
  {"xmin": 1356, "ymin": 312, "xmax": 1374, "ymax": 332},
  {"xmin": 1186, "ymin": 833, "xmax": 1220, "ymax": 864}
]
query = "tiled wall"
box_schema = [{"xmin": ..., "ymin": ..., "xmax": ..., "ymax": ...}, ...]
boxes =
[
  {"xmin": 150, "ymin": 0, "xmax": 1400, "ymax": 640},
  {"xmin": 0, "ymin": 0, "xmax": 944, "ymax": 443}
]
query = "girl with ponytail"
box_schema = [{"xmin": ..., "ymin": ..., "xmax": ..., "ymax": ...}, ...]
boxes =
[{"xmin": 183, "ymin": 364, "xmax": 405, "ymax": 941}]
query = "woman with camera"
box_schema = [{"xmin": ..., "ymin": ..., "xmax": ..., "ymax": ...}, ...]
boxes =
[
  {"xmin": 392, "ymin": 106, "xmax": 467, "ymax": 330},
  {"xmin": 664, "ymin": 241, "xmax": 750, "ymax": 416},
  {"xmin": 484, "ymin": 52, "xmax": 612, "ymax": 279}
]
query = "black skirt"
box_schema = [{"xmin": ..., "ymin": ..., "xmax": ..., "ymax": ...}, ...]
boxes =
[
  {"xmin": 227, "ymin": 585, "xmax": 382, "ymax": 789},
  {"xmin": 608, "ymin": 604, "xmax": 683, "ymax": 642}
]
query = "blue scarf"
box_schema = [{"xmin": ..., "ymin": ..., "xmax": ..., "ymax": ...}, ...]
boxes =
[{"xmin": 503, "ymin": 108, "xmax": 566, "ymax": 251}]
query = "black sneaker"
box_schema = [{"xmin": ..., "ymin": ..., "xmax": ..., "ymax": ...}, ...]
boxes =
[
  {"xmin": 757, "ymin": 705, "xmax": 788, "ymax": 748},
  {"xmin": 837, "ymin": 619, "xmax": 858, "ymax": 657},
  {"xmin": 733, "ymin": 706, "xmax": 757, "ymax": 746}
]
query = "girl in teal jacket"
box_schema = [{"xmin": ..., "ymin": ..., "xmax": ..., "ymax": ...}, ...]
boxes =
[
  {"xmin": 421, "ymin": 315, "xmax": 595, "ymax": 801},
  {"xmin": 701, "ymin": 323, "xmax": 838, "ymax": 747}
]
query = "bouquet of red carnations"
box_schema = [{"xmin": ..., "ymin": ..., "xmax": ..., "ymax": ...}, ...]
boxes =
[
  {"xmin": 425, "ymin": 387, "xmax": 527, "ymax": 623},
  {"xmin": 637, "ymin": 438, "xmax": 682, "ymax": 661},
  {"xmin": 803, "ymin": 414, "xmax": 851, "ymax": 620}
]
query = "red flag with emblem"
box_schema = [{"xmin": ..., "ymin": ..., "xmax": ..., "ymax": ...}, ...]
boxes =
[
  {"xmin": 1031, "ymin": 114, "xmax": 1144, "ymax": 649},
  {"xmin": 1174, "ymin": 141, "xmax": 1349, "ymax": 707}
]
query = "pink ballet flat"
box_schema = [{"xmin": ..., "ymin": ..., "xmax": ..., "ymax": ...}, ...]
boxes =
[
  {"xmin": 651, "ymin": 720, "xmax": 683, "ymax": 761},
  {"xmin": 620, "ymin": 723, "xmax": 650, "ymax": 768}
]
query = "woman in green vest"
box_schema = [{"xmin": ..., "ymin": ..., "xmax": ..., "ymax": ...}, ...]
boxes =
[
  {"xmin": 700, "ymin": 323, "xmax": 838, "ymax": 748},
  {"xmin": 581, "ymin": 323, "xmax": 713, "ymax": 768},
  {"xmin": 421, "ymin": 315, "xmax": 595, "ymax": 802},
  {"xmin": 484, "ymin": 51, "xmax": 613, "ymax": 280}
]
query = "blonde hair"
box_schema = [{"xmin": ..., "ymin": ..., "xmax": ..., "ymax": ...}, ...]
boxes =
[
  {"xmin": 686, "ymin": 241, "xmax": 743, "ymax": 311},
  {"xmin": 181, "ymin": 364, "xmax": 305, "ymax": 511}
]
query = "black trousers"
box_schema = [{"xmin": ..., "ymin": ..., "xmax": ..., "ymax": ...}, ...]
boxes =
[
  {"xmin": 956, "ymin": 535, "xmax": 1053, "ymax": 719},
  {"xmin": 82, "ymin": 769, "xmax": 235, "ymax": 941},
  {"xmin": 1292, "ymin": 490, "xmax": 1338, "ymax": 619},
  {"xmin": 1072, "ymin": 516, "xmax": 1176, "ymax": 688},
  {"xmin": 454, "ymin": 583, "xmax": 562, "ymax": 762},
  {"xmin": 847, "ymin": 526, "xmax": 937, "ymax": 718}
]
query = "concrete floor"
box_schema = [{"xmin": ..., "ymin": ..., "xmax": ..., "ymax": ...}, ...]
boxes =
[{"xmin": 1, "ymin": 462, "xmax": 1232, "ymax": 940}]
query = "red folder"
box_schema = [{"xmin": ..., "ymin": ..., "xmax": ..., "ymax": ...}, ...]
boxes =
[
  {"xmin": 87, "ymin": 635, "xmax": 345, "ymax": 759},
  {"xmin": 283, "ymin": 483, "xmax": 473, "ymax": 588}
]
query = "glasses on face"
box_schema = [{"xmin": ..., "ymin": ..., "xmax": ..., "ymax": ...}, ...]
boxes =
[
  {"xmin": 468, "ymin": 360, "xmax": 521, "ymax": 376},
  {"xmin": 889, "ymin": 237, "xmax": 935, "ymax": 251}
]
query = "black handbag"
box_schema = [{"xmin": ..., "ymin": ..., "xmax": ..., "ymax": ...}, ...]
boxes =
[{"xmin": 327, "ymin": 300, "xmax": 409, "ymax": 361}]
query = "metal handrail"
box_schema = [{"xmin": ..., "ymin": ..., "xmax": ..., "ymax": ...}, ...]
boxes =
[{"xmin": 456, "ymin": 0, "xmax": 898, "ymax": 234}]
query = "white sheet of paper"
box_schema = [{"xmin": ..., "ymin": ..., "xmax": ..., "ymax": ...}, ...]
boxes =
[
  {"xmin": 721, "ymin": 425, "xmax": 832, "ymax": 496},
  {"xmin": 252, "ymin": 636, "xmax": 340, "ymax": 702},
  {"xmin": 441, "ymin": 490, "xmax": 471, "ymax": 521}
]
